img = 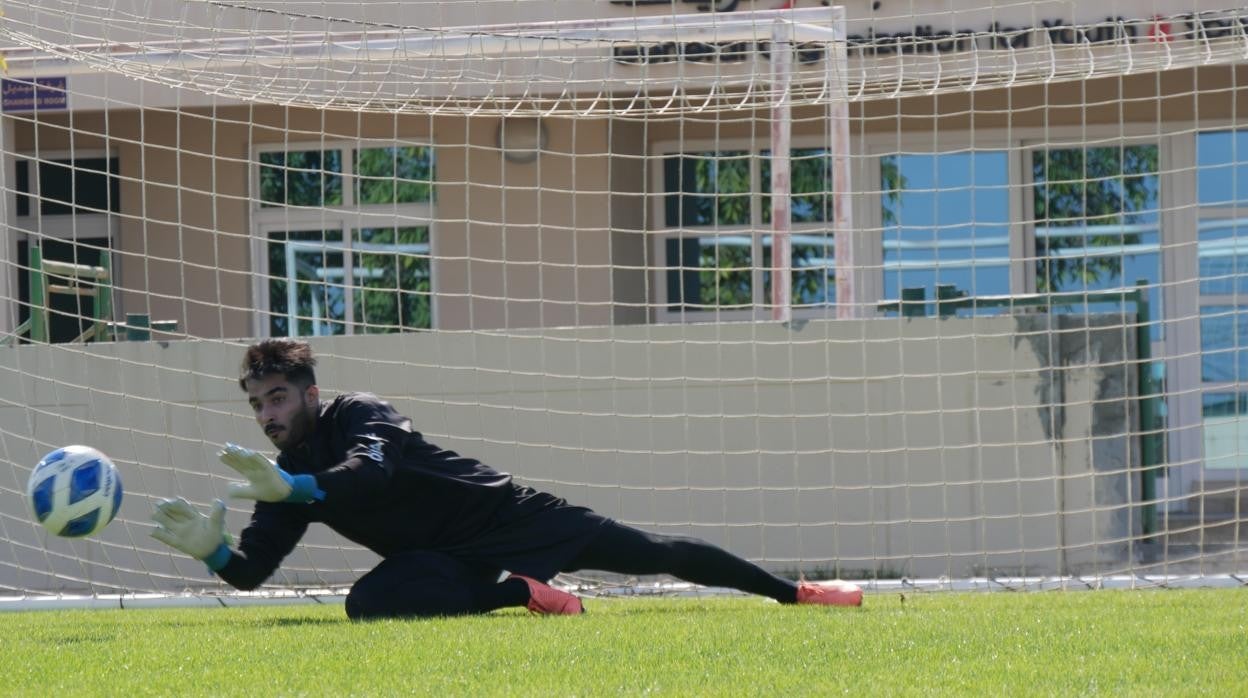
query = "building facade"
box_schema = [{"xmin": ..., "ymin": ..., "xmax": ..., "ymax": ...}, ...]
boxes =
[{"xmin": 1, "ymin": 0, "xmax": 1245, "ymax": 545}]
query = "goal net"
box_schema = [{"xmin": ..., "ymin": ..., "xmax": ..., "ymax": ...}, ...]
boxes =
[{"xmin": 1, "ymin": 0, "xmax": 1246, "ymax": 604}]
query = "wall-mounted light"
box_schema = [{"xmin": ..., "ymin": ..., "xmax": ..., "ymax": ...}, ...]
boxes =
[{"xmin": 496, "ymin": 118, "xmax": 547, "ymax": 164}]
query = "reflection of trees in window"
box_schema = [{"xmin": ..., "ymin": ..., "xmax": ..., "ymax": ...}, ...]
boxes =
[
  {"xmin": 354, "ymin": 147, "xmax": 434, "ymax": 204},
  {"xmin": 260, "ymin": 146, "xmax": 435, "ymax": 336},
  {"xmin": 762, "ymin": 149, "xmax": 835, "ymax": 224},
  {"xmin": 762, "ymin": 234, "xmax": 833, "ymax": 306},
  {"xmin": 267, "ymin": 230, "xmax": 346, "ymax": 337},
  {"xmin": 353, "ymin": 227, "xmax": 431, "ymax": 332},
  {"xmin": 879, "ymin": 156, "xmax": 904, "ymax": 226},
  {"xmin": 665, "ymin": 236, "xmax": 752, "ymax": 310},
  {"xmin": 664, "ymin": 152, "xmax": 751, "ymax": 227},
  {"xmin": 686, "ymin": 155, "xmax": 750, "ymax": 308},
  {"xmin": 1033, "ymin": 146, "xmax": 1159, "ymax": 293},
  {"xmin": 662, "ymin": 149, "xmax": 859, "ymax": 310},
  {"xmin": 259, "ymin": 150, "xmax": 343, "ymax": 207},
  {"xmin": 664, "ymin": 153, "xmax": 752, "ymax": 308},
  {"xmin": 762, "ymin": 150, "xmax": 836, "ymax": 305},
  {"xmin": 268, "ymin": 228, "xmax": 431, "ymax": 336},
  {"xmin": 697, "ymin": 237, "xmax": 752, "ymax": 308}
]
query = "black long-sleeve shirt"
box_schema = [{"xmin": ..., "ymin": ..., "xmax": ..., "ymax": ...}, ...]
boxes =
[{"xmin": 215, "ymin": 392, "xmax": 605, "ymax": 590}]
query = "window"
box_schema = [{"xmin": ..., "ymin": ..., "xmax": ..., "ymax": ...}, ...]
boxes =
[
  {"xmin": 254, "ymin": 144, "xmax": 435, "ymax": 337},
  {"xmin": 658, "ymin": 147, "xmax": 836, "ymax": 319},
  {"xmin": 12, "ymin": 153, "xmax": 119, "ymax": 343},
  {"xmin": 880, "ymin": 151, "xmax": 1010, "ymax": 303},
  {"xmin": 258, "ymin": 150, "xmax": 342, "ymax": 208},
  {"xmin": 1032, "ymin": 144, "xmax": 1162, "ymax": 335},
  {"xmin": 266, "ymin": 229, "xmax": 347, "ymax": 337},
  {"xmin": 1196, "ymin": 130, "xmax": 1248, "ymax": 468},
  {"xmin": 663, "ymin": 151, "xmax": 752, "ymax": 313},
  {"xmin": 16, "ymin": 155, "xmax": 120, "ymax": 217},
  {"xmin": 16, "ymin": 237, "xmax": 109, "ymax": 343},
  {"xmin": 1033, "ymin": 145, "xmax": 1160, "ymax": 292},
  {"xmin": 763, "ymin": 149, "xmax": 837, "ymax": 308}
]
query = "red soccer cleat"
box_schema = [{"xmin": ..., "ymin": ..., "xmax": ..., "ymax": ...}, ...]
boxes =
[
  {"xmin": 511, "ymin": 574, "xmax": 584, "ymax": 615},
  {"xmin": 796, "ymin": 579, "xmax": 864, "ymax": 607}
]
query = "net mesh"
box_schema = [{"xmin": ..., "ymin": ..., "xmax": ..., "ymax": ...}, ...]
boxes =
[{"xmin": 0, "ymin": 1, "xmax": 1246, "ymax": 601}]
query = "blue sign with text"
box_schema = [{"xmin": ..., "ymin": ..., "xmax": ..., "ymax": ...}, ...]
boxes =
[{"xmin": 2, "ymin": 77, "xmax": 68, "ymax": 112}]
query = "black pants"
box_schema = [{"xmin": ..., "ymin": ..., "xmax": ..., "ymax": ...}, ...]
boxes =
[{"xmin": 345, "ymin": 521, "xmax": 799, "ymax": 620}]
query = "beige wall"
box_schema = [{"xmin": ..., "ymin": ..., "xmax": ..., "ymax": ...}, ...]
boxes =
[
  {"xmin": 8, "ymin": 107, "xmax": 644, "ymax": 334},
  {"xmin": 433, "ymin": 116, "xmax": 622, "ymax": 329},
  {"xmin": 0, "ymin": 315, "xmax": 1142, "ymax": 593}
]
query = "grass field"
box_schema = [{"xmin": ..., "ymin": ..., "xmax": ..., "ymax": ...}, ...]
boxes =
[{"xmin": 1, "ymin": 589, "xmax": 1244, "ymax": 696}]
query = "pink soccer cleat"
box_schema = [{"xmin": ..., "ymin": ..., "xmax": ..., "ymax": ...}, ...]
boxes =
[
  {"xmin": 511, "ymin": 574, "xmax": 584, "ymax": 615},
  {"xmin": 796, "ymin": 579, "xmax": 864, "ymax": 607}
]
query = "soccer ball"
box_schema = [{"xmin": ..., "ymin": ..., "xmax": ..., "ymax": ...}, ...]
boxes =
[{"xmin": 27, "ymin": 445, "xmax": 123, "ymax": 538}]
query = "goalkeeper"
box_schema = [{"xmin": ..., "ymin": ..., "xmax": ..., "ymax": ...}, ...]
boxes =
[{"xmin": 150, "ymin": 338, "xmax": 862, "ymax": 618}]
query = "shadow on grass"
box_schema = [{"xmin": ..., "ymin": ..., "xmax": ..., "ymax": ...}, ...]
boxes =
[
  {"xmin": 578, "ymin": 599, "xmax": 763, "ymax": 617},
  {"xmin": 111, "ymin": 612, "xmax": 350, "ymax": 630},
  {"xmin": 248, "ymin": 616, "xmax": 348, "ymax": 627},
  {"xmin": 38, "ymin": 632, "xmax": 119, "ymax": 646}
]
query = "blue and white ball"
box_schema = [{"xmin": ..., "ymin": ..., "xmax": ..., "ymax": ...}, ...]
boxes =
[{"xmin": 27, "ymin": 445, "xmax": 123, "ymax": 538}]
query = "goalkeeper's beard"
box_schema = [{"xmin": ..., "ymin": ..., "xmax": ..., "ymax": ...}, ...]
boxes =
[{"xmin": 266, "ymin": 396, "xmax": 317, "ymax": 452}]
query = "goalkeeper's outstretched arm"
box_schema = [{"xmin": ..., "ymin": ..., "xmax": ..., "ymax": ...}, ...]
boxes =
[{"xmin": 150, "ymin": 498, "xmax": 309, "ymax": 591}]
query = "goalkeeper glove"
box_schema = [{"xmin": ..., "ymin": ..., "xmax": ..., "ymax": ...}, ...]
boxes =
[
  {"xmin": 150, "ymin": 498, "xmax": 232, "ymax": 571},
  {"xmin": 219, "ymin": 442, "xmax": 324, "ymax": 503}
]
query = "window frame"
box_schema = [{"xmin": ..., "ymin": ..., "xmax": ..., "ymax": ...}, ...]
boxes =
[
  {"xmin": 250, "ymin": 140, "xmax": 437, "ymax": 337},
  {"xmin": 1022, "ymin": 135, "xmax": 1165, "ymax": 300},
  {"xmin": 865, "ymin": 136, "xmax": 1026, "ymax": 307},
  {"xmin": 8, "ymin": 148, "xmax": 120, "ymax": 342},
  {"xmin": 1183, "ymin": 124, "xmax": 1248, "ymax": 482},
  {"xmin": 13, "ymin": 148, "xmax": 120, "ymax": 241},
  {"xmin": 649, "ymin": 136, "xmax": 846, "ymax": 324}
]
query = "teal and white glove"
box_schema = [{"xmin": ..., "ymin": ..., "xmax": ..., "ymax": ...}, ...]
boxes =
[
  {"xmin": 218, "ymin": 442, "xmax": 324, "ymax": 503},
  {"xmin": 150, "ymin": 498, "xmax": 232, "ymax": 571}
]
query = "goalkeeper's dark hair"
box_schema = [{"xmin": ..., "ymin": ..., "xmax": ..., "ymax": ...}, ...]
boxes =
[{"xmin": 238, "ymin": 339, "xmax": 317, "ymax": 391}]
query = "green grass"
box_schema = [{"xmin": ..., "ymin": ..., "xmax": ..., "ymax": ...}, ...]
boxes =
[{"xmin": 1, "ymin": 590, "xmax": 1245, "ymax": 696}]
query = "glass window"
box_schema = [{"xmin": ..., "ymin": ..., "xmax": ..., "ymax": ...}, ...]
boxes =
[
  {"xmin": 1200, "ymin": 306, "xmax": 1248, "ymax": 384},
  {"xmin": 881, "ymin": 151, "xmax": 1010, "ymax": 302},
  {"xmin": 663, "ymin": 152, "xmax": 751, "ymax": 227},
  {"xmin": 1032, "ymin": 145, "xmax": 1161, "ymax": 342},
  {"xmin": 1197, "ymin": 220, "xmax": 1248, "ymax": 297},
  {"xmin": 1197, "ymin": 130, "xmax": 1248, "ymax": 207},
  {"xmin": 12, "ymin": 154, "xmax": 118, "ymax": 344},
  {"xmin": 1202, "ymin": 396, "xmax": 1248, "ymax": 470},
  {"xmin": 1033, "ymin": 145, "xmax": 1160, "ymax": 294},
  {"xmin": 665, "ymin": 235, "xmax": 753, "ymax": 311},
  {"xmin": 660, "ymin": 148, "xmax": 837, "ymax": 314},
  {"xmin": 354, "ymin": 146, "xmax": 435, "ymax": 205},
  {"xmin": 762, "ymin": 234, "xmax": 835, "ymax": 307},
  {"xmin": 16, "ymin": 156, "xmax": 120, "ymax": 216},
  {"xmin": 662, "ymin": 152, "xmax": 753, "ymax": 312},
  {"xmin": 267, "ymin": 230, "xmax": 346, "ymax": 337},
  {"xmin": 352, "ymin": 227, "xmax": 432, "ymax": 332},
  {"xmin": 762, "ymin": 149, "xmax": 836, "ymax": 307},
  {"xmin": 762, "ymin": 148, "xmax": 835, "ymax": 224},
  {"xmin": 1197, "ymin": 131, "xmax": 1248, "ymax": 296},
  {"xmin": 16, "ymin": 237, "xmax": 109, "ymax": 343},
  {"xmin": 256, "ymin": 144, "xmax": 435, "ymax": 336},
  {"xmin": 1195, "ymin": 131, "xmax": 1248, "ymax": 470},
  {"xmin": 259, "ymin": 150, "xmax": 343, "ymax": 207}
]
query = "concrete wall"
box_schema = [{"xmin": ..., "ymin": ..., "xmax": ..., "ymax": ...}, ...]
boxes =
[{"xmin": 0, "ymin": 314, "xmax": 1141, "ymax": 593}]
